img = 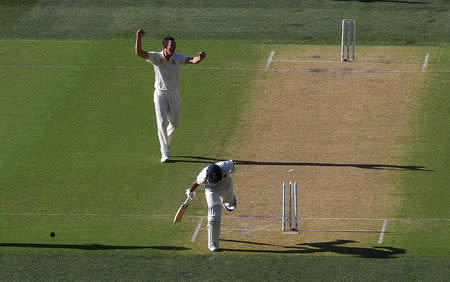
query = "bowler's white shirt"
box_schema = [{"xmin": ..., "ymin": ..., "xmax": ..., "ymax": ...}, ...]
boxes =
[{"xmin": 147, "ymin": 51, "xmax": 188, "ymax": 91}]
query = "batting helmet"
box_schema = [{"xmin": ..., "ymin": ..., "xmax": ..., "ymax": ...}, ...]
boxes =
[{"xmin": 206, "ymin": 164, "xmax": 222, "ymax": 185}]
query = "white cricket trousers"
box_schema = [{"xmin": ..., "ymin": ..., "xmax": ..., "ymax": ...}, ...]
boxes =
[
  {"xmin": 153, "ymin": 89, "xmax": 180, "ymax": 156},
  {"xmin": 205, "ymin": 178, "xmax": 235, "ymax": 250}
]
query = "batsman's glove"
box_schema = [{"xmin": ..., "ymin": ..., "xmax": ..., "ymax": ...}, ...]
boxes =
[
  {"xmin": 185, "ymin": 188, "xmax": 196, "ymax": 200},
  {"xmin": 229, "ymin": 159, "xmax": 236, "ymax": 174}
]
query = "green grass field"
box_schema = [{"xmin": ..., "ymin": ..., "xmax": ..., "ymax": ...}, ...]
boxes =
[
  {"xmin": 1, "ymin": 0, "xmax": 449, "ymax": 280},
  {"xmin": 388, "ymin": 45, "xmax": 450, "ymax": 257},
  {"xmin": 1, "ymin": 0, "xmax": 449, "ymax": 45}
]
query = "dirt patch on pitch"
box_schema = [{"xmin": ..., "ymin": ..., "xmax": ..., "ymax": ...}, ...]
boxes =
[{"xmin": 222, "ymin": 45, "xmax": 428, "ymax": 250}]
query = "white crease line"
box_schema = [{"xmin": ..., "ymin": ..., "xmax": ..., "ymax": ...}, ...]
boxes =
[
  {"xmin": 267, "ymin": 68, "xmax": 428, "ymax": 74},
  {"xmin": 0, "ymin": 213, "xmax": 172, "ymax": 218},
  {"xmin": 202, "ymin": 227, "xmax": 383, "ymax": 233},
  {"xmin": 299, "ymin": 229, "xmax": 381, "ymax": 233},
  {"xmin": 378, "ymin": 219, "xmax": 388, "ymax": 244},
  {"xmin": 422, "ymin": 53, "xmax": 430, "ymax": 72},
  {"xmin": 0, "ymin": 64, "xmax": 146, "ymax": 69},
  {"xmin": 265, "ymin": 50, "xmax": 275, "ymax": 70},
  {"xmin": 274, "ymin": 59, "xmax": 341, "ymax": 63},
  {"xmin": 273, "ymin": 59, "xmax": 426, "ymax": 65},
  {"xmin": 297, "ymin": 217, "xmax": 386, "ymax": 221},
  {"xmin": 1, "ymin": 213, "xmax": 449, "ymax": 222},
  {"xmin": 223, "ymin": 216, "xmax": 386, "ymax": 221},
  {"xmin": 2, "ymin": 64, "xmax": 448, "ymax": 74},
  {"xmin": 191, "ymin": 216, "xmax": 205, "ymax": 242}
]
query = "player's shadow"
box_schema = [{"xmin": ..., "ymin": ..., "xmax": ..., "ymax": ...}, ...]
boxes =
[
  {"xmin": 0, "ymin": 243, "xmax": 189, "ymax": 251},
  {"xmin": 170, "ymin": 155, "xmax": 431, "ymax": 171},
  {"xmin": 220, "ymin": 239, "xmax": 405, "ymax": 258},
  {"xmin": 333, "ymin": 0, "xmax": 430, "ymax": 4}
]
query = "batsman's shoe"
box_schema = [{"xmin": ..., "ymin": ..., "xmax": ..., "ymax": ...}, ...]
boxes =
[{"xmin": 221, "ymin": 195, "xmax": 237, "ymax": 212}]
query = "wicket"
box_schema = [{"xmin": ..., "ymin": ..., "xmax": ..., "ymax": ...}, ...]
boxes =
[
  {"xmin": 282, "ymin": 181, "xmax": 298, "ymax": 232},
  {"xmin": 341, "ymin": 19, "xmax": 356, "ymax": 62}
]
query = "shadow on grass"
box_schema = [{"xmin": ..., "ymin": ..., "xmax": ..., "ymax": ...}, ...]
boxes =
[
  {"xmin": 0, "ymin": 243, "xmax": 189, "ymax": 251},
  {"xmin": 220, "ymin": 239, "xmax": 405, "ymax": 258},
  {"xmin": 333, "ymin": 0, "xmax": 430, "ymax": 4},
  {"xmin": 169, "ymin": 155, "xmax": 431, "ymax": 171}
]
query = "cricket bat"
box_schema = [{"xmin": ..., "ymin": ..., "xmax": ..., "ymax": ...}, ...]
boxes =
[{"xmin": 173, "ymin": 198, "xmax": 190, "ymax": 223}]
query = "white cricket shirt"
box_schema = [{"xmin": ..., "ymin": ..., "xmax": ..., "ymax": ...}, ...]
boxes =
[
  {"xmin": 147, "ymin": 51, "xmax": 188, "ymax": 92},
  {"xmin": 197, "ymin": 160, "xmax": 235, "ymax": 190}
]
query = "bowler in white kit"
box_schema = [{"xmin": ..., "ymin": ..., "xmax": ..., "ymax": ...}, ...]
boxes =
[
  {"xmin": 185, "ymin": 160, "xmax": 237, "ymax": 252},
  {"xmin": 135, "ymin": 28, "xmax": 206, "ymax": 162}
]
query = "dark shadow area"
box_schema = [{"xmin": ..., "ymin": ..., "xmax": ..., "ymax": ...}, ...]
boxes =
[
  {"xmin": 169, "ymin": 155, "xmax": 431, "ymax": 171},
  {"xmin": 0, "ymin": 243, "xmax": 189, "ymax": 251},
  {"xmin": 221, "ymin": 239, "xmax": 405, "ymax": 258},
  {"xmin": 333, "ymin": 0, "xmax": 430, "ymax": 4}
]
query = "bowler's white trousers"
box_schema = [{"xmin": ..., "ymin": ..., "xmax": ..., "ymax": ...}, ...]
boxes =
[{"xmin": 154, "ymin": 89, "xmax": 180, "ymax": 157}]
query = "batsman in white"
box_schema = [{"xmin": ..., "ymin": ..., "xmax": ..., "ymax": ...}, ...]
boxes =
[
  {"xmin": 135, "ymin": 29, "xmax": 206, "ymax": 163},
  {"xmin": 186, "ymin": 160, "xmax": 237, "ymax": 252}
]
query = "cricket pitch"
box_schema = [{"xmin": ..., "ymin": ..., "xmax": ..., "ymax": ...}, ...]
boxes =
[{"xmin": 208, "ymin": 45, "xmax": 430, "ymax": 253}]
